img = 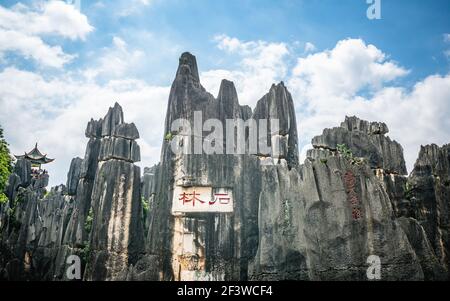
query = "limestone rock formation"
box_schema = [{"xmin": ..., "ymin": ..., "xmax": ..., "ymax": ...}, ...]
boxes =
[
  {"xmin": 66, "ymin": 157, "xmax": 82, "ymax": 196},
  {"xmin": 1, "ymin": 52, "xmax": 449, "ymax": 281},
  {"xmin": 311, "ymin": 116, "xmax": 407, "ymax": 174},
  {"xmin": 253, "ymin": 82, "xmax": 299, "ymax": 168},
  {"xmin": 406, "ymin": 144, "xmax": 450, "ymax": 278},
  {"xmin": 143, "ymin": 52, "xmax": 264, "ymax": 281},
  {"xmin": 84, "ymin": 103, "xmax": 144, "ymax": 281}
]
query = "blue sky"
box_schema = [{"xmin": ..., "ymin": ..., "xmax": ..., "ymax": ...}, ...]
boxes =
[
  {"xmin": 2, "ymin": 0, "xmax": 449, "ymax": 83},
  {"xmin": 0, "ymin": 0, "xmax": 449, "ymax": 186}
]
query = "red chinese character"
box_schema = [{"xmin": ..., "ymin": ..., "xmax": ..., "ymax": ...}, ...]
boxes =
[
  {"xmin": 212, "ymin": 193, "xmax": 230, "ymax": 205},
  {"xmin": 179, "ymin": 190, "xmax": 204, "ymax": 207},
  {"xmin": 179, "ymin": 192, "xmax": 191, "ymax": 205},
  {"xmin": 189, "ymin": 191, "xmax": 204, "ymax": 206},
  {"xmin": 352, "ymin": 207, "xmax": 362, "ymax": 220}
]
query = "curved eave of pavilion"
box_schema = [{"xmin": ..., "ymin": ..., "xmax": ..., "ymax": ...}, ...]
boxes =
[{"xmin": 14, "ymin": 154, "xmax": 55, "ymax": 165}]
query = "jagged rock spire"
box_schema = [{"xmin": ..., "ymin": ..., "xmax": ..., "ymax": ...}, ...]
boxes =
[
  {"xmin": 176, "ymin": 52, "xmax": 200, "ymax": 83},
  {"xmin": 102, "ymin": 102, "xmax": 124, "ymax": 137},
  {"xmin": 252, "ymin": 81, "xmax": 299, "ymax": 167}
]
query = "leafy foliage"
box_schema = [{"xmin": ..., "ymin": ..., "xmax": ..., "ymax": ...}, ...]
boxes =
[
  {"xmin": 336, "ymin": 143, "xmax": 364, "ymax": 165},
  {"xmin": 164, "ymin": 132, "xmax": 174, "ymax": 141},
  {"xmin": 84, "ymin": 208, "xmax": 93, "ymax": 235},
  {"xmin": 0, "ymin": 125, "xmax": 12, "ymax": 204},
  {"xmin": 142, "ymin": 197, "xmax": 149, "ymax": 221},
  {"xmin": 80, "ymin": 243, "xmax": 91, "ymax": 264}
]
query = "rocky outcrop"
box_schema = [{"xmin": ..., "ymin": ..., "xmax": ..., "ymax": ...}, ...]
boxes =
[
  {"xmin": 406, "ymin": 144, "xmax": 450, "ymax": 278},
  {"xmin": 142, "ymin": 52, "xmax": 264, "ymax": 281},
  {"xmin": 142, "ymin": 165, "xmax": 159, "ymax": 231},
  {"xmin": 62, "ymin": 118, "xmax": 102, "ymax": 248},
  {"xmin": 84, "ymin": 103, "xmax": 144, "ymax": 281},
  {"xmin": 250, "ymin": 154, "xmax": 424, "ymax": 280},
  {"xmin": 66, "ymin": 157, "xmax": 82, "ymax": 196},
  {"xmin": 311, "ymin": 116, "xmax": 407, "ymax": 174},
  {"xmin": 253, "ymin": 82, "xmax": 299, "ymax": 168},
  {"xmin": 1, "ymin": 52, "xmax": 449, "ymax": 281},
  {"xmin": 0, "ymin": 103, "xmax": 145, "ymax": 281}
]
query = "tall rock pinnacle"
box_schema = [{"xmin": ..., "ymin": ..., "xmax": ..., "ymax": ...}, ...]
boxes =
[{"xmin": 176, "ymin": 52, "xmax": 200, "ymax": 83}]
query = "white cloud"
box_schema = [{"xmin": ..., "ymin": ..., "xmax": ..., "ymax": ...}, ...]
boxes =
[
  {"xmin": 0, "ymin": 29, "xmax": 75, "ymax": 68},
  {"xmin": 287, "ymin": 39, "xmax": 447, "ymax": 174},
  {"xmin": 83, "ymin": 36, "xmax": 145, "ymax": 80},
  {"xmin": 117, "ymin": 0, "xmax": 152, "ymax": 17},
  {"xmin": 0, "ymin": 1, "xmax": 93, "ymax": 40},
  {"xmin": 207, "ymin": 36, "xmax": 448, "ymax": 174},
  {"xmin": 0, "ymin": 1, "xmax": 93, "ymax": 67},
  {"xmin": 291, "ymin": 39, "xmax": 409, "ymax": 99},
  {"xmin": 444, "ymin": 33, "xmax": 450, "ymax": 43},
  {"xmin": 0, "ymin": 67, "xmax": 169, "ymax": 188},
  {"xmin": 203, "ymin": 34, "xmax": 290, "ymax": 105},
  {"xmin": 304, "ymin": 42, "xmax": 316, "ymax": 53}
]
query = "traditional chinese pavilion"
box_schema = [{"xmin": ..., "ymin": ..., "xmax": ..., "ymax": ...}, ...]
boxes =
[{"xmin": 15, "ymin": 143, "xmax": 54, "ymax": 169}]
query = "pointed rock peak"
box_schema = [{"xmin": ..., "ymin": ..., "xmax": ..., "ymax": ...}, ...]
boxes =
[
  {"xmin": 341, "ymin": 116, "xmax": 389, "ymax": 135},
  {"xmin": 176, "ymin": 52, "xmax": 200, "ymax": 82},
  {"xmin": 102, "ymin": 102, "xmax": 124, "ymax": 137},
  {"xmin": 218, "ymin": 79, "xmax": 238, "ymax": 102},
  {"xmin": 85, "ymin": 118, "xmax": 102, "ymax": 138},
  {"xmin": 113, "ymin": 102, "xmax": 122, "ymax": 110},
  {"xmin": 271, "ymin": 81, "xmax": 287, "ymax": 90}
]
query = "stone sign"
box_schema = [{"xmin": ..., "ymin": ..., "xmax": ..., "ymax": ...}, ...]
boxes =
[{"xmin": 172, "ymin": 186, "xmax": 233, "ymax": 214}]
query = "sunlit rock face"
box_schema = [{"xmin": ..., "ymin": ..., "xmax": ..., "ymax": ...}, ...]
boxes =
[
  {"xmin": 83, "ymin": 103, "xmax": 144, "ymax": 281},
  {"xmin": 406, "ymin": 144, "xmax": 450, "ymax": 278},
  {"xmin": 1, "ymin": 53, "xmax": 449, "ymax": 281}
]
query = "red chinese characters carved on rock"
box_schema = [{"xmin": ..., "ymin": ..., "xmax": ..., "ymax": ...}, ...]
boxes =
[
  {"xmin": 179, "ymin": 191, "xmax": 231, "ymax": 207},
  {"xmin": 210, "ymin": 193, "xmax": 231, "ymax": 205},
  {"xmin": 344, "ymin": 171, "xmax": 362, "ymax": 220},
  {"xmin": 179, "ymin": 191, "xmax": 204, "ymax": 206}
]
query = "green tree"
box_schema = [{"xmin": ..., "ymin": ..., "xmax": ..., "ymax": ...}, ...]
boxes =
[{"xmin": 0, "ymin": 125, "xmax": 13, "ymax": 204}]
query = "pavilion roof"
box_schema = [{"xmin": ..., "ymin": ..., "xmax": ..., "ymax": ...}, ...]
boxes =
[{"xmin": 15, "ymin": 143, "xmax": 54, "ymax": 165}]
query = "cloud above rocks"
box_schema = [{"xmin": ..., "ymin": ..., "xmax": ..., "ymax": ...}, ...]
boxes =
[{"xmin": 0, "ymin": 1, "xmax": 93, "ymax": 68}]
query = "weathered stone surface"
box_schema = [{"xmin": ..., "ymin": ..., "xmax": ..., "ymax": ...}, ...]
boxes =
[
  {"xmin": 312, "ymin": 116, "xmax": 407, "ymax": 174},
  {"xmin": 99, "ymin": 137, "xmax": 140, "ymax": 163},
  {"xmin": 66, "ymin": 157, "xmax": 83, "ymax": 196},
  {"xmin": 114, "ymin": 123, "xmax": 140, "ymax": 140},
  {"xmin": 250, "ymin": 153, "xmax": 423, "ymax": 280},
  {"xmin": 143, "ymin": 52, "xmax": 262, "ymax": 281},
  {"xmin": 142, "ymin": 165, "xmax": 159, "ymax": 232},
  {"xmin": 85, "ymin": 118, "xmax": 102, "ymax": 138},
  {"xmin": 397, "ymin": 217, "xmax": 447, "ymax": 280},
  {"xmin": 81, "ymin": 103, "xmax": 144, "ymax": 281},
  {"xmin": 84, "ymin": 160, "xmax": 144, "ymax": 281},
  {"xmin": 406, "ymin": 144, "xmax": 450, "ymax": 277},
  {"xmin": 13, "ymin": 159, "xmax": 31, "ymax": 188},
  {"xmin": 0, "ymin": 183, "xmax": 76, "ymax": 280},
  {"xmin": 253, "ymin": 82, "xmax": 299, "ymax": 168},
  {"xmin": 5, "ymin": 173, "xmax": 21, "ymax": 202},
  {"xmin": 102, "ymin": 102, "xmax": 124, "ymax": 137},
  {"xmin": 341, "ymin": 116, "xmax": 389, "ymax": 135},
  {"xmin": 32, "ymin": 173, "xmax": 49, "ymax": 190},
  {"xmin": 376, "ymin": 171, "xmax": 409, "ymax": 217}
]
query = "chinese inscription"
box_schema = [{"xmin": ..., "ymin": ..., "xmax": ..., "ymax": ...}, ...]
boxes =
[
  {"xmin": 344, "ymin": 171, "xmax": 362, "ymax": 220},
  {"xmin": 172, "ymin": 186, "xmax": 233, "ymax": 214}
]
